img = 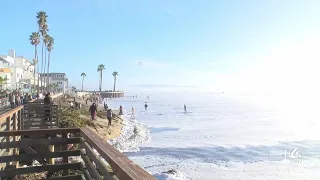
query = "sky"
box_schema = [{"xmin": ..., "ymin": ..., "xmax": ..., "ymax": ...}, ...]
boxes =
[{"xmin": 1, "ymin": 0, "xmax": 320, "ymax": 93}]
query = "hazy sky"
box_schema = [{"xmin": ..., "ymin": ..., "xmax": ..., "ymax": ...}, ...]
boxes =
[{"xmin": 1, "ymin": 0, "xmax": 320, "ymax": 92}]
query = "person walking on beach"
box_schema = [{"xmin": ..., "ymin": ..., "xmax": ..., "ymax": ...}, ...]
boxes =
[
  {"xmin": 119, "ymin": 106, "xmax": 123, "ymax": 115},
  {"xmin": 104, "ymin": 102, "xmax": 107, "ymax": 111},
  {"xmin": 184, "ymin": 104, "xmax": 187, "ymax": 112},
  {"xmin": 107, "ymin": 109, "xmax": 113, "ymax": 126},
  {"xmin": 144, "ymin": 103, "xmax": 148, "ymax": 111},
  {"xmin": 89, "ymin": 103, "xmax": 97, "ymax": 120}
]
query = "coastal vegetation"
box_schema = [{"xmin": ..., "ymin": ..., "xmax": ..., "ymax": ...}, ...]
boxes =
[{"xmin": 0, "ymin": 77, "xmax": 8, "ymax": 85}]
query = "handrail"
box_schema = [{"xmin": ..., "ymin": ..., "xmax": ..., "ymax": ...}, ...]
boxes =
[
  {"xmin": 80, "ymin": 127, "xmax": 155, "ymax": 180},
  {"xmin": 0, "ymin": 128, "xmax": 155, "ymax": 179}
]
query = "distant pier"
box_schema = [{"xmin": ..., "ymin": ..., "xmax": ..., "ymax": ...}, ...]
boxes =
[{"xmin": 78, "ymin": 91, "xmax": 124, "ymax": 98}]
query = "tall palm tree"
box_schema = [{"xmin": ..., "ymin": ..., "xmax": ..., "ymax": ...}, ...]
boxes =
[
  {"xmin": 97, "ymin": 64, "xmax": 105, "ymax": 91},
  {"xmin": 29, "ymin": 32, "xmax": 40, "ymax": 92},
  {"xmin": 112, "ymin": 71, "xmax": 119, "ymax": 92},
  {"xmin": 43, "ymin": 34, "xmax": 50, "ymax": 89},
  {"xmin": 37, "ymin": 11, "xmax": 48, "ymax": 91},
  {"xmin": 30, "ymin": 59, "xmax": 38, "ymax": 92},
  {"xmin": 81, "ymin": 73, "xmax": 86, "ymax": 91},
  {"xmin": 46, "ymin": 36, "xmax": 54, "ymax": 90}
]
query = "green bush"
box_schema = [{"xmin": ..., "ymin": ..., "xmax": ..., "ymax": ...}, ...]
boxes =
[{"xmin": 57, "ymin": 107, "xmax": 96, "ymax": 129}]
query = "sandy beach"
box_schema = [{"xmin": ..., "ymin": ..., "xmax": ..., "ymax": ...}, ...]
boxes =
[{"xmin": 66, "ymin": 94, "xmax": 124, "ymax": 141}]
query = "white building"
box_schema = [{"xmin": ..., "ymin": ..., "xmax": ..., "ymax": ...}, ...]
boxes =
[
  {"xmin": 0, "ymin": 49, "xmax": 44, "ymax": 92},
  {"xmin": 40, "ymin": 73, "xmax": 68, "ymax": 93},
  {"xmin": 0, "ymin": 50, "xmax": 15, "ymax": 90}
]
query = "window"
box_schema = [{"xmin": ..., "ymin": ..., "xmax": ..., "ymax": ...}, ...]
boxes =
[
  {"xmin": 56, "ymin": 74, "xmax": 64, "ymax": 78},
  {"xmin": 57, "ymin": 82, "xmax": 62, "ymax": 85}
]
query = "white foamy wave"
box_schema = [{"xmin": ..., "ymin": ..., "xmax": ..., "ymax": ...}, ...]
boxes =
[
  {"xmin": 108, "ymin": 113, "xmax": 151, "ymax": 152},
  {"xmin": 153, "ymin": 169, "xmax": 187, "ymax": 180}
]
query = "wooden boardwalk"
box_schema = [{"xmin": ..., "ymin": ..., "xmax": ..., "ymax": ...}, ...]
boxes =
[{"xmin": 0, "ymin": 93, "xmax": 155, "ymax": 180}]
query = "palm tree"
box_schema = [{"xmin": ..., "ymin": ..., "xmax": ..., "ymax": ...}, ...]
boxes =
[
  {"xmin": 30, "ymin": 59, "xmax": 38, "ymax": 92},
  {"xmin": 97, "ymin": 64, "xmax": 105, "ymax": 91},
  {"xmin": 112, "ymin": 71, "xmax": 118, "ymax": 92},
  {"xmin": 37, "ymin": 11, "xmax": 48, "ymax": 91},
  {"xmin": 0, "ymin": 77, "xmax": 8, "ymax": 90},
  {"xmin": 29, "ymin": 32, "xmax": 40, "ymax": 92},
  {"xmin": 46, "ymin": 36, "xmax": 54, "ymax": 90},
  {"xmin": 52, "ymin": 83, "xmax": 59, "ymax": 92},
  {"xmin": 47, "ymin": 84, "xmax": 53, "ymax": 91},
  {"xmin": 43, "ymin": 34, "xmax": 50, "ymax": 90},
  {"xmin": 81, "ymin": 73, "xmax": 86, "ymax": 91}
]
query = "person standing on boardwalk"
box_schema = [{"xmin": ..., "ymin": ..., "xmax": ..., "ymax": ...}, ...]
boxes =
[
  {"xmin": 184, "ymin": 104, "xmax": 187, "ymax": 112},
  {"xmin": 107, "ymin": 109, "xmax": 113, "ymax": 126},
  {"xmin": 89, "ymin": 103, "xmax": 97, "ymax": 120},
  {"xmin": 15, "ymin": 94, "xmax": 20, "ymax": 107},
  {"xmin": 44, "ymin": 93, "xmax": 53, "ymax": 121},
  {"xmin": 10, "ymin": 93, "xmax": 15, "ymax": 109}
]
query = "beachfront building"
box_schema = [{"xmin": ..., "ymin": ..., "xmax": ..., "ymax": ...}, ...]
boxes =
[
  {"xmin": 12, "ymin": 56, "xmax": 42, "ymax": 92},
  {"xmin": 40, "ymin": 73, "xmax": 68, "ymax": 93},
  {"xmin": 0, "ymin": 50, "xmax": 16, "ymax": 90},
  {"xmin": 0, "ymin": 49, "xmax": 44, "ymax": 92}
]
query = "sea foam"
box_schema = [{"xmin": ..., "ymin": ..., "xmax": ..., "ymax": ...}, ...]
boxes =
[{"xmin": 108, "ymin": 111, "xmax": 151, "ymax": 152}]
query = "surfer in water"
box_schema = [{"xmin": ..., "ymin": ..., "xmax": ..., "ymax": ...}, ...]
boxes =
[
  {"xmin": 131, "ymin": 107, "xmax": 135, "ymax": 118},
  {"xmin": 144, "ymin": 103, "xmax": 148, "ymax": 111},
  {"xmin": 184, "ymin": 104, "xmax": 187, "ymax": 112}
]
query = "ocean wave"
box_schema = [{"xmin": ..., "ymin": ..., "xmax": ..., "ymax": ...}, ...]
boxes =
[
  {"xmin": 153, "ymin": 169, "xmax": 187, "ymax": 180},
  {"xmin": 108, "ymin": 112, "xmax": 151, "ymax": 152}
]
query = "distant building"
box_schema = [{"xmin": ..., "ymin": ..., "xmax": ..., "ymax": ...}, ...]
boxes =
[{"xmin": 40, "ymin": 73, "xmax": 68, "ymax": 93}]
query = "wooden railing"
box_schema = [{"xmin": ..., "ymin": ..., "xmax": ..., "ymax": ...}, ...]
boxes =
[
  {"xmin": 0, "ymin": 93, "xmax": 64, "ymax": 168},
  {"xmin": 0, "ymin": 128, "xmax": 155, "ymax": 180}
]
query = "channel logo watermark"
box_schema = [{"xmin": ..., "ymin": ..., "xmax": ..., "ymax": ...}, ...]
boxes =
[{"xmin": 269, "ymin": 148, "xmax": 302, "ymax": 163}]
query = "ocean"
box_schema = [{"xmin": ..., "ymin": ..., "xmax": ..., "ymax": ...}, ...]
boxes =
[{"xmin": 105, "ymin": 92, "xmax": 320, "ymax": 180}]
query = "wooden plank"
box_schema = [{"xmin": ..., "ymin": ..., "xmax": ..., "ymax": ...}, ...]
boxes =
[
  {"xmin": 81, "ymin": 142, "xmax": 116, "ymax": 180},
  {"xmin": 0, "ymin": 150, "xmax": 80, "ymax": 163},
  {"xmin": 0, "ymin": 137, "xmax": 80, "ymax": 149},
  {"xmin": 20, "ymin": 146, "xmax": 46, "ymax": 165},
  {"xmin": 6, "ymin": 116, "xmax": 11, "ymax": 153},
  {"xmin": 80, "ymin": 127, "xmax": 155, "ymax": 180},
  {"xmin": 0, "ymin": 106, "xmax": 24, "ymax": 124},
  {"xmin": 0, "ymin": 128, "xmax": 80, "ymax": 136},
  {"xmin": 62, "ymin": 133, "xmax": 69, "ymax": 176},
  {"xmin": 0, "ymin": 162, "xmax": 81, "ymax": 178},
  {"xmin": 80, "ymin": 151, "xmax": 102, "ymax": 180},
  {"xmin": 23, "ymin": 124, "xmax": 57, "ymax": 129},
  {"xmin": 81, "ymin": 163, "xmax": 93, "ymax": 180},
  {"xmin": 46, "ymin": 174, "xmax": 82, "ymax": 180}
]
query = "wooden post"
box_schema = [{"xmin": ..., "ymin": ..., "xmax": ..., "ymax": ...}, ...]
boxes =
[
  {"xmin": 48, "ymin": 135, "xmax": 55, "ymax": 165},
  {"xmin": 62, "ymin": 132, "xmax": 68, "ymax": 175},
  {"xmin": 13, "ymin": 113, "xmax": 17, "ymax": 154},
  {"xmin": 6, "ymin": 116, "xmax": 11, "ymax": 153},
  {"xmin": 20, "ymin": 108, "xmax": 24, "ymax": 130}
]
